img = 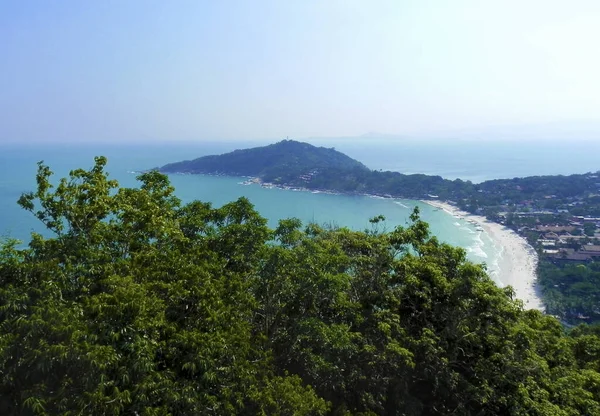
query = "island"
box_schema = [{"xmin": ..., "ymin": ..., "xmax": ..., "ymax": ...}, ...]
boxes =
[{"xmin": 160, "ymin": 139, "xmax": 600, "ymax": 325}]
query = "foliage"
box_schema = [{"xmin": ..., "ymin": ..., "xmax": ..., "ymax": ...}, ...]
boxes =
[
  {"xmin": 538, "ymin": 260, "xmax": 600, "ymax": 323},
  {"xmin": 2, "ymin": 158, "xmax": 600, "ymax": 414},
  {"xmin": 159, "ymin": 140, "xmax": 369, "ymax": 179},
  {"xmin": 584, "ymin": 223, "xmax": 597, "ymax": 237},
  {"xmin": 158, "ymin": 140, "xmax": 600, "ymax": 204}
]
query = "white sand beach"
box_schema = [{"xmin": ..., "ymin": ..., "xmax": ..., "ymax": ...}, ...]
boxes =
[{"xmin": 422, "ymin": 200, "xmax": 543, "ymax": 311}]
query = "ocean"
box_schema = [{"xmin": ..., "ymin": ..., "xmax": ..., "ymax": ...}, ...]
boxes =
[{"xmin": 2, "ymin": 138, "xmax": 599, "ymax": 285}]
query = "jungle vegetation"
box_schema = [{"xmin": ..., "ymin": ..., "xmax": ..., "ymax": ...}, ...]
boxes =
[{"xmin": 2, "ymin": 158, "xmax": 600, "ymax": 415}]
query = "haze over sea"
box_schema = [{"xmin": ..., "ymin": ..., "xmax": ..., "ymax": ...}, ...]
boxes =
[{"xmin": 2, "ymin": 138, "xmax": 600, "ymax": 286}]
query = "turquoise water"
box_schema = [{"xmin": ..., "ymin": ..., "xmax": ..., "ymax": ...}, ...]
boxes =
[{"xmin": 3, "ymin": 138, "xmax": 597, "ymax": 284}]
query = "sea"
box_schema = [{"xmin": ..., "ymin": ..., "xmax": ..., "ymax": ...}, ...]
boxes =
[{"xmin": 2, "ymin": 138, "xmax": 600, "ymax": 286}]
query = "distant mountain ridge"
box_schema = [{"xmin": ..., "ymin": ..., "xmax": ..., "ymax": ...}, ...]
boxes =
[{"xmin": 159, "ymin": 139, "xmax": 369, "ymax": 178}]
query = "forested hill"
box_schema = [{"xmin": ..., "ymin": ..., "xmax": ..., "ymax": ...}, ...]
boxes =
[
  {"xmin": 159, "ymin": 139, "xmax": 368, "ymax": 178},
  {"xmin": 160, "ymin": 140, "xmax": 600, "ymax": 204},
  {"xmin": 159, "ymin": 140, "xmax": 473, "ymax": 198}
]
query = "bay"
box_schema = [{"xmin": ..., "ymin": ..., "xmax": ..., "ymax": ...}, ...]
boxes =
[{"xmin": 5, "ymin": 137, "xmax": 594, "ymax": 285}]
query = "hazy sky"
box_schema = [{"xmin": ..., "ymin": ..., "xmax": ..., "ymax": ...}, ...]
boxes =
[{"xmin": 2, "ymin": 0, "xmax": 600, "ymax": 142}]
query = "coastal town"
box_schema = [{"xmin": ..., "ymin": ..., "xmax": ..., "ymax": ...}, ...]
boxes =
[
  {"xmin": 460, "ymin": 201, "xmax": 600, "ymax": 264},
  {"xmin": 444, "ymin": 173, "xmax": 600, "ymax": 324},
  {"xmin": 468, "ymin": 193, "xmax": 600, "ymax": 264}
]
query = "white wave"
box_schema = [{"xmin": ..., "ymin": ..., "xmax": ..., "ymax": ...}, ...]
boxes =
[
  {"xmin": 488, "ymin": 261, "xmax": 500, "ymax": 272},
  {"xmin": 467, "ymin": 243, "xmax": 489, "ymax": 259},
  {"xmin": 394, "ymin": 201, "xmax": 409, "ymax": 208},
  {"xmin": 474, "ymin": 233, "xmax": 485, "ymax": 246}
]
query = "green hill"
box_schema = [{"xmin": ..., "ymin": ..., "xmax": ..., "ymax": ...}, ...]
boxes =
[
  {"xmin": 159, "ymin": 140, "xmax": 470, "ymax": 197},
  {"xmin": 159, "ymin": 140, "xmax": 600, "ymax": 205},
  {"xmin": 159, "ymin": 139, "xmax": 369, "ymax": 180}
]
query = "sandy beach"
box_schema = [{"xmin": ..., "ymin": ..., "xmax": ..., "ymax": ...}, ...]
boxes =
[{"xmin": 422, "ymin": 200, "xmax": 543, "ymax": 311}]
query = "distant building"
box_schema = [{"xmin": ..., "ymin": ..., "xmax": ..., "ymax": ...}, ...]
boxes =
[
  {"xmin": 580, "ymin": 245, "xmax": 600, "ymax": 254},
  {"xmin": 573, "ymin": 216, "xmax": 600, "ymax": 222},
  {"xmin": 548, "ymin": 252, "xmax": 593, "ymax": 265},
  {"xmin": 536, "ymin": 225, "xmax": 577, "ymax": 233}
]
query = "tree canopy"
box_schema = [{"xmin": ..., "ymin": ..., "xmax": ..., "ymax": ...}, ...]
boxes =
[
  {"xmin": 159, "ymin": 140, "xmax": 368, "ymax": 179},
  {"xmin": 2, "ymin": 157, "xmax": 600, "ymax": 415}
]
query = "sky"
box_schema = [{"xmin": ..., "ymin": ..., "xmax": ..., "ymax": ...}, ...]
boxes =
[{"xmin": 2, "ymin": 0, "xmax": 600, "ymax": 142}]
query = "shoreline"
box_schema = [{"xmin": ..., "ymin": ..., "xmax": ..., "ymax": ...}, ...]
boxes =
[
  {"xmin": 422, "ymin": 200, "xmax": 543, "ymax": 311},
  {"xmin": 250, "ymin": 177, "xmax": 544, "ymax": 311},
  {"xmin": 166, "ymin": 172, "xmax": 544, "ymax": 311}
]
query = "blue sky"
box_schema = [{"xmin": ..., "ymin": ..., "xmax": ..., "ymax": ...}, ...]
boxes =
[{"xmin": 2, "ymin": 0, "xmax": 600, "ymax": 142}]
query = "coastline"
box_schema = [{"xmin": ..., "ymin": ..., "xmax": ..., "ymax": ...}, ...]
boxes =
[
  {"xmin": 422, "ymin": 200, "xmax": 543, "ymax": 311},
  {"xmin": 174, "ymin": 172, "xmax": 544, "ymax": 311},
  {"xmin": 250, "ymin": 177, "xmax": 544, "ymax": 311}
]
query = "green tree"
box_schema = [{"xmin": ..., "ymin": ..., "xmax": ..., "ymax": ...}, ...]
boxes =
[
  {"xmin": 3, "ymin": 158, "xmax": 600, "ymax": 415},
  {"xmin": 0, "ymin": 158, "xmax": 326, "ymax": 415},
  {"xmin": 584, "ymin": 223, "xmax": 597, "ymax": 237}
]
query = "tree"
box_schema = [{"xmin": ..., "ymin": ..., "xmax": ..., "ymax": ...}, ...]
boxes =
[
  {"xmin": 0, "ymin": 158, "xmax": 326, "ymax": 415},
  {"xmin": 584, "ymin": 223, "xmax": 597, "ymax": 237},
  {"xmin": 3, "ymin": 158, "xmax": 600, "ymax": 415}
]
